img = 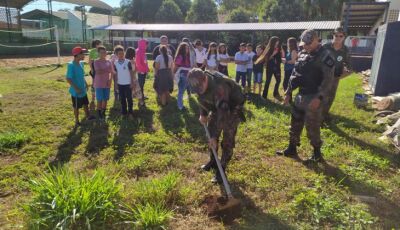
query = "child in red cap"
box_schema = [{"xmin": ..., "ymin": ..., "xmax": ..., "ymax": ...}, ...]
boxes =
[{"xmin": 66, "ymin": 46, "xmax": 95, "ymax": 126}]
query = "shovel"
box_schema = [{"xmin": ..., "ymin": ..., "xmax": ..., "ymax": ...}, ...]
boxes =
[{"xmin": 203, "ymin": 124, "xmax": 242, "ymax": 222}]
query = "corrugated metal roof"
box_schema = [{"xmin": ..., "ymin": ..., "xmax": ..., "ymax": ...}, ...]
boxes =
[
  {"xmin": 54, "ymin": 0, "xmax": 112, "ymax": 10},
  {"xmin": 92, "ymin": 21, "xmax": 341, "ymax": 31},
  {"xmin": 0, "ymin": 0, "xmax": 112, "ymax": 10},
  {"xmin": 342, "ymin": 2, "xmax": 389, "ymax": 27},
  {"xmin": 20, "ymin": 9, "xmax": 69, "ymax": 20}
]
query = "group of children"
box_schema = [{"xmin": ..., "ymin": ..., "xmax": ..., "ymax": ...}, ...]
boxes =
[
  {"xmin": 66, "ymin": 36, "xmax": 298, "ymax": 125},
  {"xmin": 67, "ymin": 40, "xmax": 147, "ymax": 125}
]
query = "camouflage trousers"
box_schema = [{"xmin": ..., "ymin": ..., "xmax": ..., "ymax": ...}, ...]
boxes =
[
  {"xmin": 207, "ymin": 111, "xmax": 241, "ymax": 168},
  {"xmin": 322, "ymin": 77, "xmax": 340, "ymax": 120},
  {"xmin": 289, "ymin": 94, "xmax": 323, "ymax": 148}
]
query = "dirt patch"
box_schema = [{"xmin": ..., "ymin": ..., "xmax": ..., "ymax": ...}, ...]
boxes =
[
  {"xmin": 0, "ymin": 56, "xmax": 71, "ymax": 68},
  {"xmin": 201, "ymin": 195, "xmax": 242, "ymax": 224}
]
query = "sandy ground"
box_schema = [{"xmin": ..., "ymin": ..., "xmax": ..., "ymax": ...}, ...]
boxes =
[{"xmin": 0, "ymin": 56, "xmax": 72, "ymax": 68}]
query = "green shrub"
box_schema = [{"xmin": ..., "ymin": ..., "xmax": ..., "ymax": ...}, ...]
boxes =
[
  {"xmin": 24, "ymin": 167, "xmax": 123, "ymax": 230},
  {"xmin": 291, "ymin": 180, "xmax": 376, "ymax": 228},
  {"xmin": 131, "ymin": 172, "xmax": 182, "ymax": 206},
  {"xmin": 123, "ymin": 172, "xmax": 182, "ymax": 229},
  {"xmin": 0, "ymin": 132, "xmax": 29, "ymax": 150}
]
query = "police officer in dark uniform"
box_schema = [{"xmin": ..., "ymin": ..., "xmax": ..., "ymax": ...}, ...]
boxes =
[
  {"xmin": 322, "ymin": 27, "xmax": 353, "ymax": 123},
  {"xmin": 187, "ymin": 68, "xmax": 245, "ymax": 183},
  {"xmin": 277, "ymin": 30, "xmax": 335, "ymax": 162}
]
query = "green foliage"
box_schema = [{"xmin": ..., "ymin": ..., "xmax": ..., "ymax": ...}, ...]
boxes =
[
  {"xmin": 0, "ymin": 132, "xmax": 29, "ymax": 150},
  {"xmin": 173, "ymin": 0, "xmax": 191, "ymax": 17},
  {"xmin": 123, "ymin": 172, "xmax": 182, "ymax": 229},
  {"xmin": 130, "ymin": 172, "xmax": 182, "ymax": 206},
  {"xmin": 120, "ymin": 0, "xmax": 163, "ymax": 23},
  {"xmin": 186, "ymin": 0, "xmax": 218, "ymax": 23},
  {"xmin": 223, "ymin": 8, "xmax": 252, "ymax": 52},
  {"xmin": 24, "ymin": 167, "xmax": 123, "ymax": 230},
  {"xmin": 155, "ymin": 0, "xmax": 184, "ymax": 23},
  {"xmin": 120, "ymin": 0, "xmax": 191, "ymax": 23},
  {"xmin": 131, "ymin": 203, "xmax": 173, "ymax": 229},
  {"xmin": 88, "ymin": 6, "xmax": 112, "ymax": 15},
  {"xmin": 219, "ymin": 0, "xmax": 261, "ymax": 13},
  {"xmin": 290, "ymin": 179, "xmax": 376, "ymax": 228},
  {"xmin": 262, "ymin": 0, "xmax": 305, "ymax": 22}
]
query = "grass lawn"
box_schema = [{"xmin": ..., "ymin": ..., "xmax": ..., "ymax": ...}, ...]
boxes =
[{"xmin": 0, "ymin": 61, "xmax": 399, "ymax": 229}]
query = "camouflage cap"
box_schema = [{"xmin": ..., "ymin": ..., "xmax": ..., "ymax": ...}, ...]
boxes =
[
  {"xmin": 187, "ymin": 68, "xmax": 206, "ymax": 94},
  {"xmin": 299, "ymin": 29, "xmax": 318, "ymax": 46}
]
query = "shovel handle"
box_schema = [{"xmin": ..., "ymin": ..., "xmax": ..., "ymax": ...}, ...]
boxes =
[{"xmin": 203, "ymin": 124, "xmax": 233, "ymax": 198}]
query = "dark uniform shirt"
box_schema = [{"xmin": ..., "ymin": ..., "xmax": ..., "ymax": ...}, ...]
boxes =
[
  {"xmin": 323, "ymin": 42, "xmax": 351, "ymax": 78},
  {"xmin": 286, "ymin": 45, "xmax": 335, "ymax": 99},
  {"xmin": 198, "ymin": 72, "xmax": 245, "ymax": 117}
]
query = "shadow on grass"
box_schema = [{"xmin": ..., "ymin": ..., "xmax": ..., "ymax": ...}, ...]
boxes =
[
  {"xmin": 304, "ymin": 160, "xmax": 400, "ymax": 228},
  {"xmin": 247, "ymin": 93, "xmax": 291, "ymax": 115},
  {"xmin": 158, "ymin": 97, "xmax": 185, "ymax": 135},
  {"xmin": 109, "ymin": 99, "xmax": 155, "ymax": 161},
  {"xmin": 328, "ymin": 122, "xmax": 400, "ymax": 166},
  {"xmin": 85, "ymin": 122, "xmax": 109, "ymax": 157},
  {"xmin": 50, "ymin": 123, "xmax": 90, "ymax": 167}
]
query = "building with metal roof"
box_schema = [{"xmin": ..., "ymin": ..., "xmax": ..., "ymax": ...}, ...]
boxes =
[
  {"xmin": 92, "ymin": 21, "xmax": 341, "ymax": 32},
  {"xmin": 0, "ymin": 0, "xmax": 112, "ymax": 10},
  {"xmin": 341, "ymin": 1, "xmax": 390, "ymax": 35},
  {"xmin": 0, "ymin": 0, "xmax": 113, "ymax": 41}
]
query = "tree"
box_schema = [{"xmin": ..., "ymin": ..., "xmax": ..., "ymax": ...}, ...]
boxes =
[
  {"xmin": 219, "ymin": 0, "xmax": 261, "ymax": 13},
  {"xmin": 89, "ymin": 6, "xmax": 112, "ymax": 15},
  {"xmin": 186, "ymin": 0, "xmax": 218, "ymax": 23},
  {"xmin": 155, "ymin": 0, "xmax": 184, "ymax": 23},
  {"xmin": 223, "ymin": 8, "xmax": 252, "ymax": 54},
  {"xmin": 173, "ymin": 0, "xmax": 191, "ymax": 18},
  {"xmin": 120, "ymin": 0, "xmax": 163, "ymax": 23},
  {"xmin": 262, "ymin": 0, "xmax": 306, "ymax": 22}
]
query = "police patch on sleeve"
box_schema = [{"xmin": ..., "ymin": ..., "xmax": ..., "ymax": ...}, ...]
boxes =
[{"xmin": 323, "ymin": 55, "xmax": 335, "ymax": 68}]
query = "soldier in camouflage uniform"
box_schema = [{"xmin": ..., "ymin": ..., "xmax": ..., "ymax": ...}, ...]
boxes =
[
  {"xmin": 277, "ymin": 30, "xmax": 335, "ymax": 162},
  {"xmin": 187, "ymin": 68, "xmax": 245, "ymax": 183},
  {"xmin": 322, "ymin": 27, "xmax": 353, "ymax": 124}
]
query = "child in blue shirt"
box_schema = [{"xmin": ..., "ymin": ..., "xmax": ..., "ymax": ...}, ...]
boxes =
[{"xmin": 66, "ymin": 46, "xmax": 95, "ymax": 126}]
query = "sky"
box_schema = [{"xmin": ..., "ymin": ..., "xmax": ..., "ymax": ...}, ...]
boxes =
[{"xmin": 22, "ymin": 0, "xmax": 121, "ymax": 12}]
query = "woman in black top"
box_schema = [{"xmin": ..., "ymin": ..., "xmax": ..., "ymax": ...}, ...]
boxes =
[{"xmin": 255, "ymin": 36, "xmax": 285, "ymax": 99}]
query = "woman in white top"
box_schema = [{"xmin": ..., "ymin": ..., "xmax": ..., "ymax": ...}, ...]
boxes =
[
  {"xmin": 154, "ymin": 45, "xmax": 174, "ymax": 106},
  {"xmin": 217, "ymin": 43, "xmax": 231, "ymax": 76},
  {"xmin": 194, "ymin": 39, "xmax": 207, "ymax": 70},
  {"xmin": 206, "ymin": 42, "xmax": 218, "ymax": 71}
]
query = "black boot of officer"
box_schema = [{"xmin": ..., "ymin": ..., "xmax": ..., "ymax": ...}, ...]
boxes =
[
  {"xmin": 211, "ymin": 152, "xmax": 231, "ymax": 184},
  {"xmin": 276, "ymin": 142, "xmax": 298, "ymax": 157},
  {"xmin": 200, "ymin": 152, "xmax": 216, "ymax": 171},
  {"xmin": 305, "ymin": 147, "xmax": 323, "ymax": 163}
]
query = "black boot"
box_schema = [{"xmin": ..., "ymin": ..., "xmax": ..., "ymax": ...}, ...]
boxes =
[
  {"xmin": 211, "ymin": 167, "xmax": 225, "ymax": 184},
  {"xmin": 306, "ymin": 147, "xmax": 323, "ymax": 163},
  {"xmin": 276, "ymin": 143, "xmax": 297, "ymax": 157},
  {"xmin": 201, "ymin": 159, "xmax": 216, "ymax": 171}
]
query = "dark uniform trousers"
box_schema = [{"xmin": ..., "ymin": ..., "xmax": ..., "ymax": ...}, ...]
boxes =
[
  {"xmin": 207, "ymin": 110, "xmax": 241, "ymax": 168},
  {"xmin": 290, "ymin": 94, "xmax": 323, "ymax": 149}
]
